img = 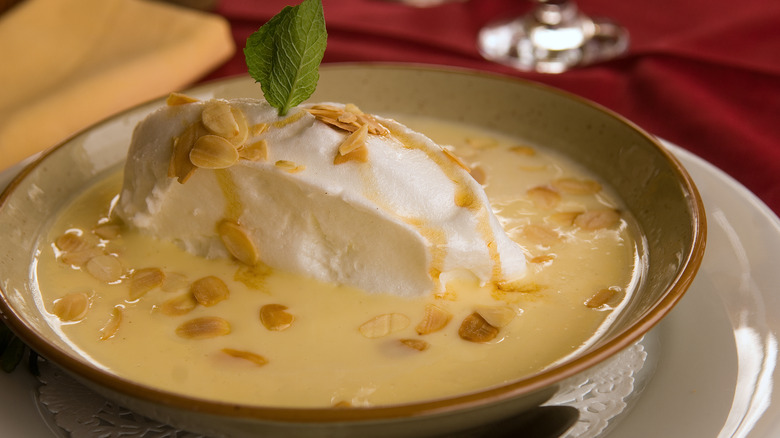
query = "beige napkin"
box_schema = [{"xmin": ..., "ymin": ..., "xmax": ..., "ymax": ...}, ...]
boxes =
[{"xmin": 0, "ymin": 0, "xmax": 235, "ymax": 171}]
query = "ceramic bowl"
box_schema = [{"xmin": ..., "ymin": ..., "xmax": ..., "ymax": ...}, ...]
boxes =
[{"xmin": 0, "ymin": 65, "xmax": 706, "ymax": 437}]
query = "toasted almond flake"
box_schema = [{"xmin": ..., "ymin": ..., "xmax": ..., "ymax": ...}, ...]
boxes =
[
  {"xmin": 522, "ymin": 224, "xmax": 560, "ymax": 246},
  {"xmin": 344, "ymin": 103, "xmax": 363, "ymax": 115},
  {"xmin": 176, "ymin": 317, "xmax": 231, "ymax": 339},
  {"xmin": 239, "ymin": 139, "xmax": 269, "ymax": 161},
  {"xmin": 574, "ymin": 210, "xmax": 621, "ymax": 230},
  {"xmin": 458, "ymin": 312, "xmax": 499, "ymax": 343},
  {"xmin": 415, "ymin": 304, "xmax": 452, "ymax": 335},
  {"xmin": 356, "ymin": 113, "xmax": 389, "ymax": 135},
  {"xmin": 202, "ymin": 101, "xmax": 239, "ymax": 138},
  {"xmin": 359, "ymin": 313, "xmax": 410, "ymax": 338},
  {"xmin": 191, "ymin": 276, "xmax": 230, "ymax": 307},
  {"xmin": 221, "ymin": 348, "xmax": 268, "ymax": 366},
  {"xmin": 128, "ymin": 267, "xmax": 165, "ymax": 300},
  {"xmin": 217, "ymin": 219, "xmax": 260, "ymax": 266},
  {"xmin": 338, "ymin": 123, "xmax": 369, "ymax": 155},
  {"xmin": 337, "ymin": 112, "xmax": 358, "ymax": 124},
  {"xmin": 259, "ymin": 304, "xmax": 294, "ymax": 331},
  {"xmin": 586, "ymin": 288, "xmax": 621, "ymax": 308},
  {"xmin": 466, "ymin": 137, "xmax": 499, "ymax": 150},
  {"xmin": 190, "ymin": 134, "xmax": 239, "ymax": 169},
  {"xmin": 60, "ymin": 247, "xmax": 103, "ymax": 267},
  {"xmin": 250, "ymin": 123, "xmax": 269, "ymax": 136},
  {"xmin": 442, "ymin": 147, "xmax": 470, "ymax": 171},
  {"xmin": 168, "ymin": 122, "xmax": 204, "ymax": 183},
  {"xmin": 161, "ymin": 271, "xmax": 189, "ymax": 292},
  {"xmin": 234, "ymin": 263, "xmax": 273, "ymax": 290},
  {"xmin": 52, "ymin": 292, "xmax": 90, "ymax": 321},
  {"xmin": 315, "ymin": 115, "xmax": 360, "ymax": 132},
  {"xmin": 85, "ymin": 254, "xmax": 123, "ymax": 283},
  {"xmin": 224, "ymin": 107, "xmax": 250, "ymax": 146},
  {"xmin": 552, "ymin": 177, "xmax": 602, "ymax": 195},
  {"xmin": 495, "ymin": 281, "xmax": 542, "ymax": 293},
  {"xmin": 549, "ymin": 211, "xmax": 582, "ymax": 227},
  {"xmin": 274, "ymin": 160, "xmax": 305, "ymax": 173},
  {"xmin": 526, "ymin": 186, "xmax": 561, "ymax": 210},
  {"xmin": 530, "ymin": 254, "xmax": 555, "ymax": 264},
  {"xmin": 400, "ymin": 339, "xmax": 430, "ymax": 351},
  {"xmin": 475, "ymin": 305, "xmax": 516, "ymax": 328},
  {"xmin": 99, "ymin": 306, "xmax": 123, "ymax": 340},
  {"xmin": 55, "ymin": 232, "xmax": 88, "ymax": 252},
  {"xmin": 470, "ymin": 166, "xmax": 487, "ymax": 185},
  {"xmin": 509, "ymin": 145, "xmax": 536, "ymax": 156},
  {"xmin": 93, "ymin": 224, "xmax": 121, "ymax": 240},
  {"xmin": 166, "ymin": 92, "xmax": 199, "ymax": 106},
  {"xmin": 334, "ymin": 145, "xmax": 368, "ymax": 164},
  {"xmin": 160, "ymin": 292, "xmax": 198, "ymax": 316}
]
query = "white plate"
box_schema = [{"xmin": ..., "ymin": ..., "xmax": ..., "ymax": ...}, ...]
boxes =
[{"xmin": 2, "ymin": 138, "xmax": 778, "ymax": 437}]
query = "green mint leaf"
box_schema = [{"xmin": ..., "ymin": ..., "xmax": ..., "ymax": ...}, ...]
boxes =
[{"xmin": 244, "ymin": 0, "xmax": 327, "ymax": 116}]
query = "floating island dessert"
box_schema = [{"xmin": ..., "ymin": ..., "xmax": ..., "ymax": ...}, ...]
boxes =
[{"xmin": 33, "ymin": 0, "xmax": 638, "ymax": 408}]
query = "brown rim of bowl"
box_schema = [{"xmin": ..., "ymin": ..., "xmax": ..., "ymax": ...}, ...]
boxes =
[{"xmin": 0, "ymin": 63, "xmax": 707, "ymax": 423}]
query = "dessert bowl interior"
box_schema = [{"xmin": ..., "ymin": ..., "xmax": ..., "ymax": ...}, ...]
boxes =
[{"xmin": 0, "ymin": 65, "xmax": 705, "ymax": 437}]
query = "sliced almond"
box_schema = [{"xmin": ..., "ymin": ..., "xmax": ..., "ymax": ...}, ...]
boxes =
[
  {"xmin": 509, "ymin": 145, "xmax": 536, "ymax": 156},
  {"xmin": 466, "ymin": 137, "xmax": 498, "ymax": 150},
  {"xmin": 338, "ymin": 123, "xmax": 369, "ymax": 156},
  {"xmin": 99, "ymin": 306, "xmax": 123, "ymax": 340},
  {"xmin": 168, "ymin": 122, "xmax": 205, "ymax": 183},
  {"xmin": 359, "ymin": 313, "xmax": 410, "ymax": 338},
  {"xmin": 217, "ymin": 219, "xmax": 260, "ymax": 266},
  {"xmin": 442, "ymin": 147, "xmax": 470, "ymax": 172},
  {"xmin": 333, "ymin": 145, "xmax": 368, "ymax": 164},
  {"xmin": 85, "ymin": 254, "xmax": 123, "ymax": 283},
  {"xmin": 161, "ymin": 271, "xmax": 189, "ymax": 292},
  {"xmin": 356, "ymin": 113, "xmax": 389, "ymax": 135},
  {"xmin": 190, "ymin": 134, "xmax": 239, "ymax": 169},
  {"xmin": 160, "ymin": 292, "xmax": 198, "ymax": 316},
  {"xmin": 128, "ymin": 267, "xmax": 165, "ymax": 300},
  {"xmin": 274, "ymin": 160, "xmax": 305, "ymax": 173},
  {"xmin": 259, "ymin": 304, "xmax": 294, "ymax": 331},
  {"xmin": 552, "ymin": 177, "xmax": 602, "ymax": 195},
  {"xmin": 221, "ymin": 348, "xmax": 268, "ymax": 366},
  {"xmin": 166, "ymin": 92, "xmax": 199, "ymax": 106},
  {"xmin": 530, "ymin": 254, "xmax": 555, "ymax": 264},
  {"xmin": 400, "ymin": 339, "xmax": 430, "ymax": 351},
  {"xmin": 574, "ymin": 210, "xmax": 621, "ymax": 230},
  {"xmin": 224, "ymin": 107, "xmax": 250, "ymax": 146},
  {"xmin": 250, "ymin": 122, "xmax": 269, "ymax": 137},
  {"xmin": 176, "ymin": 317, "xmax": 231, "ymax": 339},
  {"xmin": 55, "ymin": 232, "xmax": 88, "ymax": 253},
  {"xmin": 239, "ymin": 139, "xmax": 268, "ymax": 161},
  {"xmin": 415, "ymin": 304, "xmax": 452, "ymax": 335},
  {"xmin": 52, "ymin": 292, "xmax": 90, "ymax": 321},
  {"xmin": 458, "ymin": 312, "xmax": 499, "ymax": 343},
  {"xmin": 549, "ymin": 211, "xmax": 582, "ymax": 227},
  {"xmin": 522, "ymin": 224, "xmax": 560, "ymax": 246},
  {"xmin": 337, "ymin": 111, "xmax": 358, "ymax": 124},
  {"xmin": 475, "ymin": 305, "xmax": 516, "ymax": 328},
  {"xmin": 202, "ymin": 100, "xmax": 240, "ymax": 138},
  {"xmin": 191, "ymin": 276, "xmax": 230, "ymax": 307},
  {"xmin": 586, "ymin": 288, "xmax": 621, "ymax": 308},
  {"xmin": 526, "ymin": 186, "xmax": 561, "ymax": 210},
  {"xmin": 93, "ymin": 224, "xmax": 121, "ymax": 240},
  {"xmin": 60, "ymin": 247, "xmax": 103, "ymax": 268}
]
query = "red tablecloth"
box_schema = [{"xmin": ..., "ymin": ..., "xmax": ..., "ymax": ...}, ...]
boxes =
[{"xmin": 204, "ymin": 0, "xmax": 780, "ymax": 216}]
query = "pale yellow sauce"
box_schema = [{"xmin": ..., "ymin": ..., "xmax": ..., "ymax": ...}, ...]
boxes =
[{"xmin": 34, "ymin": 117, "xmax": 638, "ymax": 408}]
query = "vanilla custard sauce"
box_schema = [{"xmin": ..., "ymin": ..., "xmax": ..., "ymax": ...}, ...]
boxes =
[{"xmin": 34, "ymin": 116, "xmax": 639, "ymax": 408}]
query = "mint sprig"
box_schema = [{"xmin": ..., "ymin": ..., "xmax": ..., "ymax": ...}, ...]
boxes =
[{"xmin": 244, "ymin": 0, "xmax": 327, "ymax": 116}]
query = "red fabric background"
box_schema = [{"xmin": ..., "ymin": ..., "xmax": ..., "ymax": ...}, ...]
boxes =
[{"xmin": 205, "ymin": 0, "xmax": 780, "ymax": 216}]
